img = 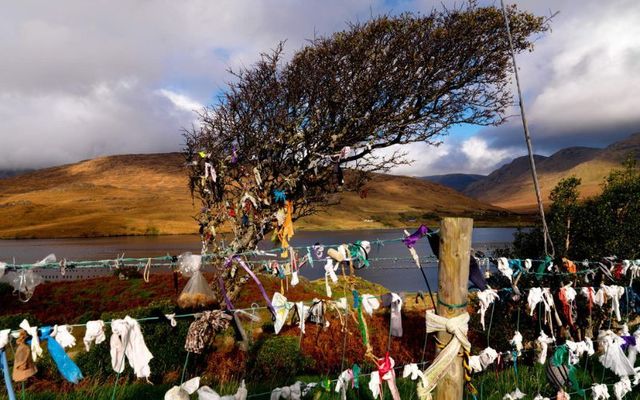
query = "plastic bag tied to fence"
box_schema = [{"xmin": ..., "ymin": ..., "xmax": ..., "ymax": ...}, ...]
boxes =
[{"xmin": 177, "ymin": 252, "xmax": 216, "ymax": 308}]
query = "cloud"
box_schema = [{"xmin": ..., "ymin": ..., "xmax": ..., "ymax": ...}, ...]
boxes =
[
  {"xmin": 156, "ymin": 89, "xmax": 203, "ymax": 113},
  {"xmin": 1, "ymin": 0, "xmax": 638, "ymax": 174},
  {"xmin": 482, "ymin": 0, "xmax": 640, "ymax": 152},
  {"xmin": 387, "ymin": 136, "xmax": 519, "ymax": 176}
]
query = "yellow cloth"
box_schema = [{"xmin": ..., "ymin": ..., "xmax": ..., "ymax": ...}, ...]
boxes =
[{"xmin": 278, "ymin": 201, "xmax": 294, "ymax": 258}]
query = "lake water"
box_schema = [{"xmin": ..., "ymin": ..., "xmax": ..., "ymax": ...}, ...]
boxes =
[{"xmin": 0, "ymin": 228, "xmax": 517, "ymax": 292}]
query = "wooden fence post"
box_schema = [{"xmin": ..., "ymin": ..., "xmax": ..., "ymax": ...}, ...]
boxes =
[{"xmin": 434, "ymin": 217, "xmax": 473, "ymax": 400}]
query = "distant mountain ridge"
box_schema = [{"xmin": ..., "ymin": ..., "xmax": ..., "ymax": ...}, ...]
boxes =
[
  {"xmin": 0, "ymin": 169, "xmax": 33, "ymax": 179},
  {"xmin": 0, "ymin": 153, "xmax": 514, "ymax": 239},
  {"xmin": 463, "ymin": 132, "xmax": 640, "ymax": 210},
  {"xmin": 421, "ymin": 173, "xmax": 485, "ymax": 193}
]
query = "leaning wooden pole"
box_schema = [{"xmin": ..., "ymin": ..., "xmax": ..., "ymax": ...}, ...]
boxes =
[{"xmin": 434, "ymin": 217, "xmax": 473, "ymax": 400}]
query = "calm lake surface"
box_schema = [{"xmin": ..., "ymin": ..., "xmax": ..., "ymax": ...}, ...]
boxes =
[{"xmin": 0, "ymin": 228, "xmax": 517, "ymax": 292}]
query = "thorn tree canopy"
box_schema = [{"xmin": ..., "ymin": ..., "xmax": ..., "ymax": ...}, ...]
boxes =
[{"xmin": 184, "ymin": 3, "xmax": 547, "ymax": 255}]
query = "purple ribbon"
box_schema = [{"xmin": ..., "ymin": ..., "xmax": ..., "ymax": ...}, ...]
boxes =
[
  {"xmin": 219, "ymin": 256, "xmax": 275, "ymax": 317},
  {"xmin": 402, "ymin": 225, "xmax": 429, "ymax": 248},
  {"xmin": 621, "ymin": 335, "xmax": 636, "ymax": 351}
]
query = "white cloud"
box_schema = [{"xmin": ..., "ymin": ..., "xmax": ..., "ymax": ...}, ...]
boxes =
[
  {"xmin": 156, "ymin": 89, "xmax": 203, "ymax": 113},
  {"xmin": 0, "ymin": 0, "xmax": 638, "ymax": 175}
]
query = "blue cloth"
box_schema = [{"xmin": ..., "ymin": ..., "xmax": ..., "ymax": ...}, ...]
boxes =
[
  {"xmin": 39, "ymin": 327, "xmax": 83, "ymax": 384},
  {"xmin": 1, "ymin": 349, "xmax": 16, "ymax": 400}
]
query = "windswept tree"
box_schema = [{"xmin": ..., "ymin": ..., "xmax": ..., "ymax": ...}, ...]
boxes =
[{"xmin": 184, "ymin": 4, "xmax": 547, "ymax": 299}]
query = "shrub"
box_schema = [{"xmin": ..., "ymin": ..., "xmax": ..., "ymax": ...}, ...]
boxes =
[
  {"xmin": 249, "ymin": 336, "xmax": 314, "ymax": 386},
  {"xmin": 76, "ymin": 300, "xmax": 189, "ymax": 383}
]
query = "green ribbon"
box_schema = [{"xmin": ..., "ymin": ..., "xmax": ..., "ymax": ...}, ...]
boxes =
[
  {"xmin": 353, "ymin": 290, "xmax": 368, "ymax": 346},
  {"xmin": 536, "ymin": 255, "xmax": 553, "ymax": 280},
  {"xmin": 552, "ymin": 345, "xmax": 585, "ymax": 397},
  {"xmin": 352, "ymin": 364, "xmax": 361, "ymax": 389}
]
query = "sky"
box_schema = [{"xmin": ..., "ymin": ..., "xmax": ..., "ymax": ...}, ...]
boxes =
[{"xmin": 1, "ymin": 0, "xmax": 639, "ymax": 176}]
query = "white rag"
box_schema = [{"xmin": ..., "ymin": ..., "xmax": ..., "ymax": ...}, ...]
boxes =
[
  {"xmin": 272, "ymin": 292, "xmax": 293, "ymax": 334},
  {"xmin": 417, "ymin": 311, "xmax": 470, "ymax": 400},
  {"xmin": 290, "ymin": 271, "xmax": 299, "ymax": 286},
  {"xmin": 0, "ymin": 329, "xmax": 10, "ymax": 350},
  {"xmin": 537, "ymin": 331, "xmax": 555, "ymax": 364},
  {"xmin": 524, "ymin": 259, "xmax": 532, "ymax": 271},
  {"xmin": 165, "ymin": 314, "xmax": 177, "ymax": 327},
  {"xmin": 403, "ymin": 363, "xmax": 425, "ymax": 380},
  {"xmin": 84, "ymin": 320, "xmax": 106, "ymax": 351},
  {"xmin": 469, "ymin": 347, "xmax": 498, "ymax": 373},
  {"xmin": 591, "ymin": 383, "xmax": 610, "ymax": 400},
  {"xmin": 110, "ymin": 316, "xmax": 154, "ymax": 379},
  {"xmin": 598, "ymin": 330, "xmax": 636, "ymax": 377},
  {"xmin": 361, "ymin": 294, "xmax": 381, "ymax": 316},
  {"xmin": 503, "ymin": 388, "xmax": 526, "ymax": 400},
  {"xmin": 602, "ymin": 285, "xmax": 625, "ymax": 321},
  {"xmin": 51, "ymin": 325, "xmax": 76, "ymax": 349},
  {"xmin": 566, "ymin": 339, "xmax": 595, "ymax": 365},
  {"xmin": 19, "ymin": 319, "xmax": 42, "ymax": 362},
  {"xmin": 511, "ymin": 331, "xmax": 523, "ymax": 356},
  {"xmin": 335, "ymin": 369, "xmax": 353, "ymax": 400},
  {"xmin": 165, "ymin": 376, "xmax": 200, "ymax": 400},
  {"xmin": 324, "ymin": 259, "xmax": 338, "ymax": 297},
  {"xmin": 613, "ymin": 377, "xmax": 632, "ymax": 400},
  {"xmin": 477, "ymin": 288, "xmax": 499, "ymax": 331},
  {"xmin": 497, "ymin": 257, "xmax": 513, "ymax": 282},
  {"xmin": 528, "ymin": 288, "xmax": 544, "ymax": 316}
]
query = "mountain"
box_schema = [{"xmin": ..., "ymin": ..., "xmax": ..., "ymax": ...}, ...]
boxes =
[
  {"xmin": 0, "ymin": 169, "xmax": 33, "ymax": 179},
  {"xmin": 464, "ymin": 133, "xmax": 640, "ymax": 211},
  {"xmin": 421, "ymin": 174, "xmax": 485, "ymax": 193},
  {"xmin": 0, "ymin": 153, "xmax": 516, "ymax": 239}
]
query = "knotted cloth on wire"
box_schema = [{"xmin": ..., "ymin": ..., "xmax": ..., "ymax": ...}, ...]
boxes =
[{"xmin": 417, "ymin": 311, "xmax": 470, "ymax": 400}]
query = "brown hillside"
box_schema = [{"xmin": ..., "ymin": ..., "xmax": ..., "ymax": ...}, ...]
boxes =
[
  {"xmin": 0, "ymin": 153, "xmax": 516, "ymax": 238},
  {"xmin": 463, "ymin": 133, "xmax": 640, "ymax": 211}
]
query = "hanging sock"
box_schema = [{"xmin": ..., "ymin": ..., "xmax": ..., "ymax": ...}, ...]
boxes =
[
  {"xmin": 417, "ymin": 311, "xmax": 470, "ymax": 400},
  {"xmin": 84, "ymin": 320, "xmax": 106, "ymax": 351},
  {"xmin": 477, "ymin": 288, "xmax": 499, "ymax": 331},
  {"xmin": 0, "ymin": 330, "xmax": 16, "ymax": 400},
  {"xmin": 537, "ymin": 331, "xmax": 555, "ymax": 364},
  {"xmin": 533, "ymin": 395, "xmax": 549, "ymax": 400},
  {"xmin": 12, "ymin": 331, "xmax": 37, "ymax": 383},
  {"xmin": 39, "ymin": 326, "xmax": 83, "ymax": 384}
]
